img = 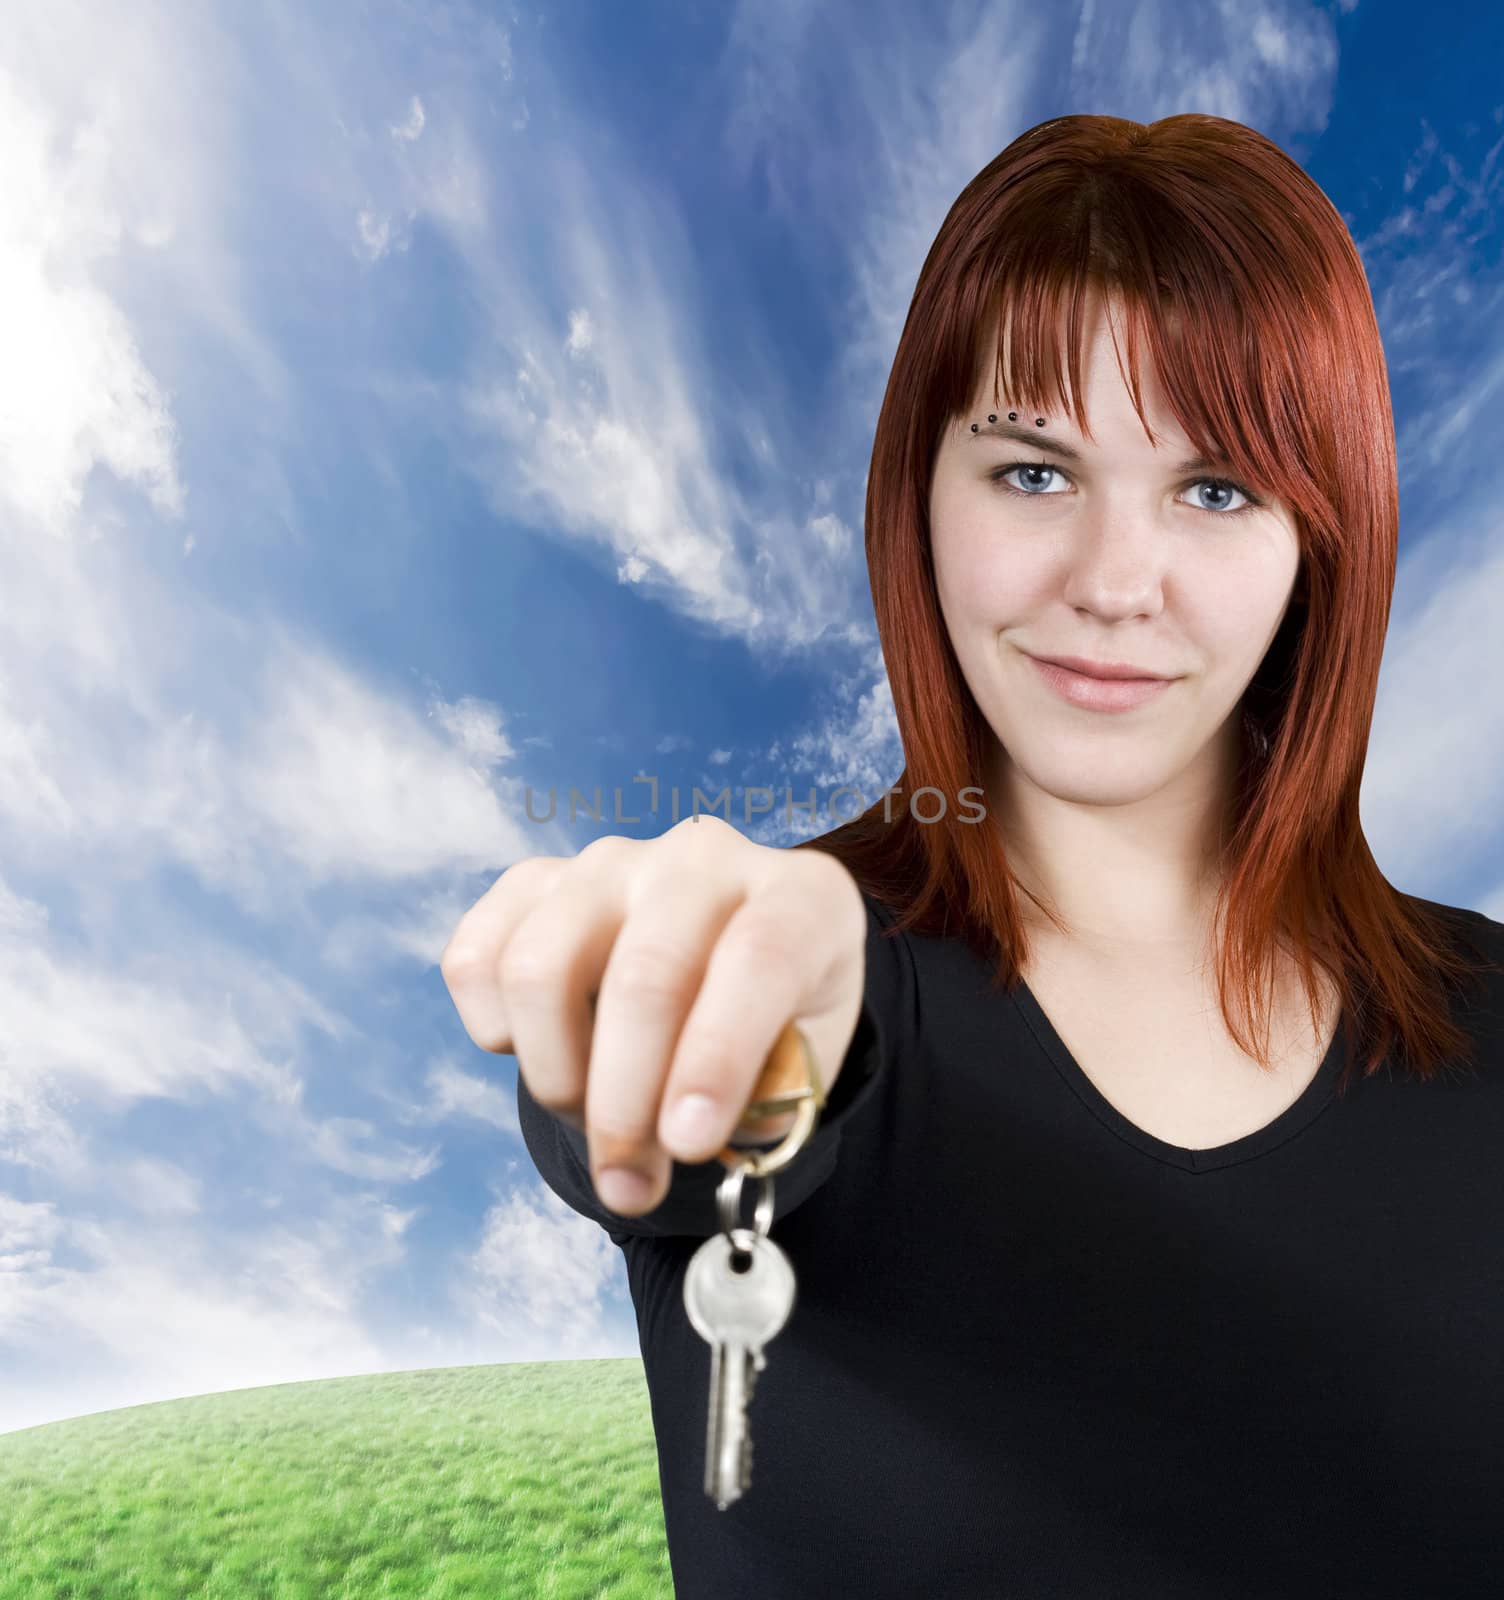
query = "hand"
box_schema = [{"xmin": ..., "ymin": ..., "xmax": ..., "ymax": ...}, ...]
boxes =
[{"xmin": 440, "ymin": 815, "xmax": 867, "ymax": 1217}]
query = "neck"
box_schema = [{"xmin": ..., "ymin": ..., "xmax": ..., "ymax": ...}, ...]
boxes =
[{"xmin": 988, "ymin": 736, "xmax": 1237, "ymax": 957}]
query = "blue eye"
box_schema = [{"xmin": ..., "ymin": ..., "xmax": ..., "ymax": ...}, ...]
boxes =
[{"xmin": 988, "ymin": 460, "xmax": 1263, "ymax": 518}]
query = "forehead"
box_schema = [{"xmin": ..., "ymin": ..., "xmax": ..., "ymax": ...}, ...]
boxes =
[
  {"xmin": 969, "ymin": 290, "xmax": 1165, "ymax": 408},
  {"xmin": 960, "ymin": 300, "xmax": 1212, "ymax": 461}
]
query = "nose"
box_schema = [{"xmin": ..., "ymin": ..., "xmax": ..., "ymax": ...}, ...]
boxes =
[{"xmin": 1055, "ymin": 517, "xmax": 1170, "ymax": 623}]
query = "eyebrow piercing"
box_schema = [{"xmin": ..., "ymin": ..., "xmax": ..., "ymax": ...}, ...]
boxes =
[{"xmin": 971, "ymin": 413, "xmax": 1046, "ymax": 430}]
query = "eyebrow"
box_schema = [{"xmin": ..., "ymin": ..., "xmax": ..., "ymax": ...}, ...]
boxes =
[{"xmin": 966, "ymin": 419, "xmax": 1225, "ymax": 475}]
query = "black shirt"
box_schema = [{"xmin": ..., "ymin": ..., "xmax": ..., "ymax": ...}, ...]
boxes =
[{"xmin": 516, "ymin": 888, "xmax": 1504, "ymax": 1597}]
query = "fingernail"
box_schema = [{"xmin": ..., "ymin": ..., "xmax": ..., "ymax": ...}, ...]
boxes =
[
  {"xmin": 597, "ymin": 1168, "xmax": 653, "ymax": 1212},
  {"xmin": 665, "ymin": 1092, "xmax": 719, "ymax": 1150}
]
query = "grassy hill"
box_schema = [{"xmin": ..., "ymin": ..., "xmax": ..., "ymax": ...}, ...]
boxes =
[{"xmin": 0, "ymin": 1358, "xmax": 671, "ymax": 1598}]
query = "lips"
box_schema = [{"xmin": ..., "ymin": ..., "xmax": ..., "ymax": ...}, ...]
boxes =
[
  {"xmin": 1029, "ymin": 652, "xmax": 1174, "ymax": 682},
  {"xmin": 1025, "ymin": 652, "xmax": 1176, "ymax": 712}
]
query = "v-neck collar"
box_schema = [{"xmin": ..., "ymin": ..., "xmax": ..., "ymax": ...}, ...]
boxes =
[{"xmin": 1007, "ymin": 974, "xmax": 1348, "ymax": 1174}]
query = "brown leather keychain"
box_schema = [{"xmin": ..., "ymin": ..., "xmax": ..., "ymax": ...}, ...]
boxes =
[{"xmin": 716, "ymin": 1019, "xmax": 826, "ymax": 1178}]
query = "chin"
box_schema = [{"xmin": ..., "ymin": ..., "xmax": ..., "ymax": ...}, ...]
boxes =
[{"xmin": 1002, "ymin": 739, "xmax": 1186, "ymax": 801}]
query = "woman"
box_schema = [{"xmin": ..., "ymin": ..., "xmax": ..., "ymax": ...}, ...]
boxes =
[{"xmin": 468, "ymin": 113, "xmax": 1504, "ymax": 1596}]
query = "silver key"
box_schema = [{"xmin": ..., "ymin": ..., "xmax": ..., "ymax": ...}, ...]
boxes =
[{"xmin": 683, "ymin": 1225, "xmax": 797, "ymax": 1509}]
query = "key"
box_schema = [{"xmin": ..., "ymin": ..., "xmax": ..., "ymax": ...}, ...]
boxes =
[{"xmin": 683, "ymin": 1224, "xmax": 797, "ymax": 1510}]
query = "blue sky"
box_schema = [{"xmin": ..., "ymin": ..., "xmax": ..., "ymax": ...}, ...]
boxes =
[{"xmin": 1, "ymin": 0, "xmax": 1502, "ymax": 1434}]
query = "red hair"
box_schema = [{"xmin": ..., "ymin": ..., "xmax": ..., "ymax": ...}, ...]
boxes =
[{"xmin": 796, "ymin": 113, "xmax": 1502, "ymax": 1093}]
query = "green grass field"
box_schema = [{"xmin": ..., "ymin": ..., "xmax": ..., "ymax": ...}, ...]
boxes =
[{"xmin": 0, "ymin": 1358, "xmax": 672, "ymax": 1598}]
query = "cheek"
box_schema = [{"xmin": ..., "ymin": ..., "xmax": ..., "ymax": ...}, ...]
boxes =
[
  {"xmin": 932, "ymin": 519, "xmax": 1045, "ymax": 627},
  {"xmin": 1187, "ymin": 556, "xmax": 1298, "ymax": 671}
]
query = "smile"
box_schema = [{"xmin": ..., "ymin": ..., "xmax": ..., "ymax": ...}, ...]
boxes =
[{"xmin": 1026, "ymin": 653, "xmax": 1176, "ymax": 712}]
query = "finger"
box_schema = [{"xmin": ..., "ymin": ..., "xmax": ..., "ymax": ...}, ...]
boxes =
[
  {"xmin": 497, "ymin": 838, "xmax": 633, "ymax": 1136},
  {"xmin": 660, "ymin": 853, "xmax": 861, "ymax": 1165},
  {"xmin": 441, "ymin": 856, "xmax": 568, "ymax": 1055},
  {"xmin": 584, "ymin": 869, "xmax": 746, "ymax": 1210}
]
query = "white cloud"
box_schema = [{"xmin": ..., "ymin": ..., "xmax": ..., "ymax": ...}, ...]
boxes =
[
  {"xmin": 422, "ymin": 1059, "xmax": 518, "ymax": 1134},
  {"xmin": 460, "ymin": 1181, "xmax": 623, "ymax": 1354},
  {"xmin": 0, "ymin": 1191, "xmax": 413, "ymax": 1433}
]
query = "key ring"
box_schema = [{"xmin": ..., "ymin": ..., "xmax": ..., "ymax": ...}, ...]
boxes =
[
  {"xmin": 713, "ymin": 1021, "xmax": 825, "ymax": 1243},
  {"xmin": 715, "ymin": 1165, "xmax": 774, "ymax": 1243}
]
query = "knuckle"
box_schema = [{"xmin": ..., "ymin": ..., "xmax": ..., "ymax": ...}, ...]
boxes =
[
  {"xmin": 668, "ymin": 1004, "xmax": 752, "ymax": 1094},
  {"xmin": 496, "ymin": 942, "xmax": 568, "ymax": 1004},
  {"xmin": 665, "ymin": 812, "xmax": 738, "ymax": 856},
  {"xmin": 675, "ymin": 1015, "xmax": 744, "ymax": 1085},
  {"xmin": 607, "ymin": 934, "xmax": 701, "ymax": 1009},
  {"xmin": 494, "ymin": 855, "xmax": 558, "ymax": 903},
  {"xmin": 727, "ymin": 912, "xmax": 800, "ymax": 983},
  {"xmin": 439, "ymin": 943, "xmax": 473, "ymax": 979},
  {"xmin": 440, "ymin": 916, "xmax": 482, "ymax": 974},
  {"xmin": 804, "ymin": 844, "xmax": 852, "ymax": 888},
  {"xmin": 670, "ymin": 810, "xmax": 732, "ymax": 837},
  {"xmin": 499, "ymin": 853, "xmax": 552, "ymax": 886},
  {"xmin": 576, "ymin": 833, "xmax": 633, "ymax": 872},
  {"xmin": 784, "ymin": 843, "xmax": 850, "ymax": 903},
  {"xmin": 766, "ymin": 852, "xmax": 863, "ymax": 958},
  {"xmin": 440, "ymin": 935, "xmax": 493, "ymax": 977}
]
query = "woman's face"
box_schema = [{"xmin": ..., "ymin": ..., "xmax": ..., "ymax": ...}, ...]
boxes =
[{"xmin": 928, "ymin": 293, "xmax": 1303, "ymax": 824}]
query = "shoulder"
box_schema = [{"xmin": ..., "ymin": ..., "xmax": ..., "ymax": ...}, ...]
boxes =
[
  {"xmin": 1404, "ymin": 896, "xmax": 1504, "ymax": 1023},
  {"xmin": 1406, "ymin": 894, "xmax": 1504, "ymax": 958}
]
